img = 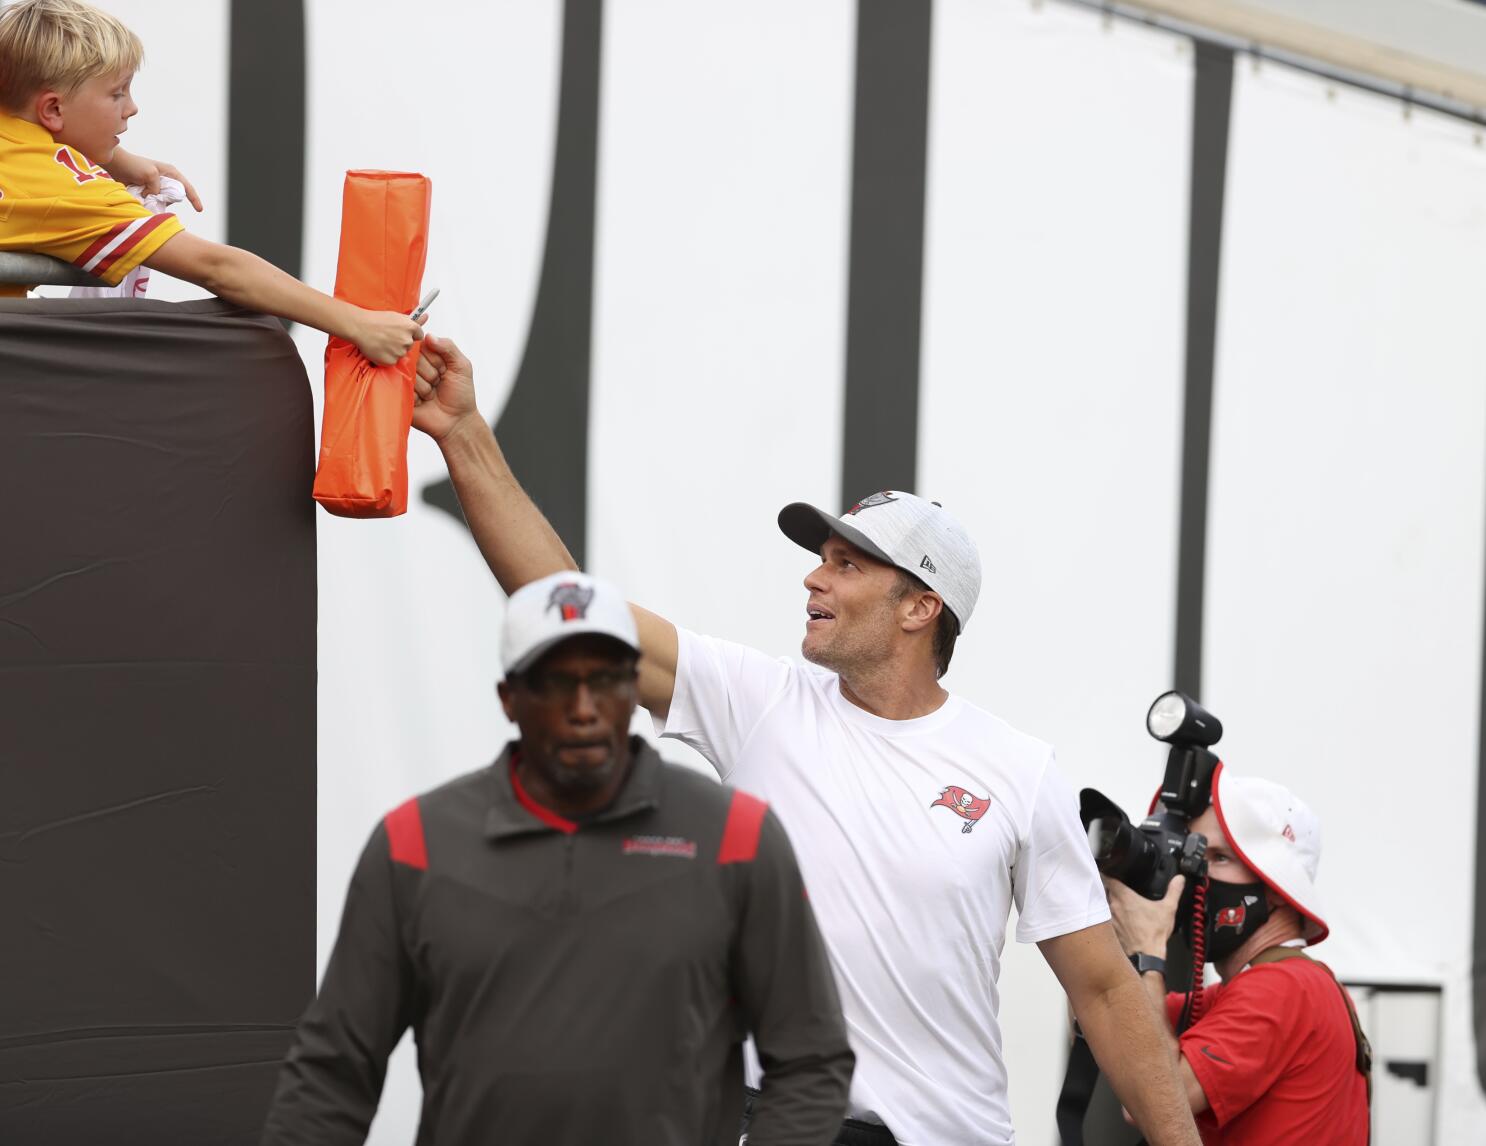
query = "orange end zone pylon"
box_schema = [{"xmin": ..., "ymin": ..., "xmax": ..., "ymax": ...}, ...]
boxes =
[{"xmin": 312, "ymin": 170, "xmax": 431, "ymax": 518}]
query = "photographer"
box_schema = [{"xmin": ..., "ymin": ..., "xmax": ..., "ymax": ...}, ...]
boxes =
[{"xmin": 1103, "ymin": 767, "xmax": 1369, "ymax": 1144}]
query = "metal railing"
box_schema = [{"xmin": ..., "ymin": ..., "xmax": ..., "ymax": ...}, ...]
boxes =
[
  {"xmin": 0, "ymin": 252, "xmax": 107, "ymax": 289},
  {"xmin": 1060, "ymin": 0, "xmax": 1486, "ymax": 124}
]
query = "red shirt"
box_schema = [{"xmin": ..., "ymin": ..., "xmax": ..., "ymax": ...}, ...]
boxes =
[{"xmin": 1165, "ymin": 958, "xmax": 1368, "ymax": 1145}]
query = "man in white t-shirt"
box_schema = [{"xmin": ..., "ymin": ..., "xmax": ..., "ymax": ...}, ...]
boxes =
[{"xmin": 407, "ymin": 337, "xmax": 1199, "ymax": 1146}]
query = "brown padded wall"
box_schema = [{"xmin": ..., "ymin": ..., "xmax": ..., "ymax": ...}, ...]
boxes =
[{"xmin": 0, "ymin": 299, "xmax": 316, "ymax": 1144}]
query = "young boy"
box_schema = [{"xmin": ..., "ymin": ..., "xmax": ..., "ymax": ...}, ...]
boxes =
[{"xmin": 0, "ymin": 0, "xmax": 420, "ymax": 365}]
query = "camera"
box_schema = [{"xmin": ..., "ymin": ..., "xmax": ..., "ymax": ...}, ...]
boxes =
[{"xmin": 1079, "ymin": 690, "xmax": 1223, "ymax": 900}]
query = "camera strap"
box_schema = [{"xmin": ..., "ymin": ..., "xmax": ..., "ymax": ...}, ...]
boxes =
[
  {"xmin": 1247, "ymin": 947, "xmax": 1373, "ymax": 1107},
  {"xmin": 1055, "ymin": 948, "xmax": 1372, "ymax": 1146},
  {"xmin": 1053, "ymin": 1033, "xmax": 1099, "ymax": 1146}
]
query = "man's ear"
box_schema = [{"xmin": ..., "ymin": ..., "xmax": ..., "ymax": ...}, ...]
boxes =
[
  {"xmin": 34, "ymin": 90, "xmax": 65, "ymax": 133},
  {"xmin": 900, "ymin": 590, "xmax": 943, "ymax": 635},
  {"xmin": 497, "ymin": 679, "xmax": 518, "ymax": 723}
]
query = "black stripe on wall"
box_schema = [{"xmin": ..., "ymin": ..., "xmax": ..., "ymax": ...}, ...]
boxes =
[
  {"xmin": 1076, "ymin": 50, "xmax": 1237, "ymax": 1145},
  {"xmin": 1476, "ymin": 513, "xmax": 1486, "ymax": 1092},
  {"xmin": 227, "ymin": 0, "xmax": 305, "ymax": 278},
  {"xmin": 839, "ymin": 0, "xmax": 934, "ymax": 506},
  {"xmin": 1172, "ymin": 43, "xmax": 1234, "ymax": 699},
  {"xmin": 422, "ymin": 0, "xmax": 603, "ymax": 567}
]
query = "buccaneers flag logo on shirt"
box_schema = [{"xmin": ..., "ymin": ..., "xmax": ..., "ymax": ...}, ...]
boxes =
[{"xmin": 931, "ymin": 785, "xmax": 992, "ymax": 834}]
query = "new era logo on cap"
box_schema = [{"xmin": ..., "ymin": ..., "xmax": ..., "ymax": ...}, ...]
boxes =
[{"xmin": 777, "ymin": 490, "xmax": 982, "ymax": 631}]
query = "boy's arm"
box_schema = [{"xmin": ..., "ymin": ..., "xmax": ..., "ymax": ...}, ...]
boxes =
[{"xmin": 145, "ymin": 232, "xmax": 420, "ymax": 366}]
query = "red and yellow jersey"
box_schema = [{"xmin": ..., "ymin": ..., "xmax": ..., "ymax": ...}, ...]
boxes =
[{"xmin": 0, "ymin": 112, "xmax": 183, "ymax": 298}]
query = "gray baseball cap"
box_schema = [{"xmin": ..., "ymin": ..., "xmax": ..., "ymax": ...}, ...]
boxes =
[{"xmin": 778, "ymin": 491, "xmax": 982, "ymax": 631}]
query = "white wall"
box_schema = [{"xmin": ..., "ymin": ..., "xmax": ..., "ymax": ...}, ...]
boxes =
[
  {"xmin": 67, "ymin": 1, "xmax": 1486, "ymax": 1141},
  {"xmin": 1205, "ymin": 60, "xmax": 1486, "ymax": 1142},
  {"xmin": 588, "ymin": 0, "xmax": 855, "ymax": 679},
  {"xmin": 296, "ymin": 3, "xmax": 566, "ymax": 1138},
  {"xmin": 921, "ymin": 5, "xmax": 1192, "ymax": 1136}
]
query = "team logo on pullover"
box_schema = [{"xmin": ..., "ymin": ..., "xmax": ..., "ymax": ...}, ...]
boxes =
[
  {"xmin": 622, "ymin": 835, "xmax": 698, "ymax": 859},
  {"xmin": 931, "ymin": 785, "xmax": 992, "ymax": 834}
]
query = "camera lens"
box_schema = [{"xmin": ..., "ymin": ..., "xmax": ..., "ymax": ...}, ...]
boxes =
[
  {"xmin": 1088, "ymin": 818, "xmax": 1133, "ymax": 869},
  {"xmin": 1088, "ymin": 816, "xmax": 1162, "ymax": 890},
  {"xmin": 1089, "ymin": 820, "xmax": 1111, "ymax": 862},
  {"xmin": 1087, "ymin": 818, "xmax": 1124, "ymax": 866}
]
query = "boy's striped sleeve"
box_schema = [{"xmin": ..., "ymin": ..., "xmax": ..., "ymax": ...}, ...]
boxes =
[
  {"xmin": 67, "ymin": 211, "xmax": 180, "ymax": 279},
  {"xmin": 0, "ymin": 144, "xmax": 183, "ymax": 285}
]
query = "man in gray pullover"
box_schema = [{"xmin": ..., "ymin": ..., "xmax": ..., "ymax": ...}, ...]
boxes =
[{"xmin": 261, "ymin": 572, "xmax": 852, "ymax": 1145}]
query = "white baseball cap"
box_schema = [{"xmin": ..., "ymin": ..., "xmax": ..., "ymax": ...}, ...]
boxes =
[
  {"xmin": 778, "ymin": 490, "xmax": 982, "ymax": 631},
  {"xmin": 1211, "ymin": 765, "xmax": 1329, "ymax": 944},
  {"xmin": 501, "ymin": 571, "xmax": 641, "ymax": 675}
]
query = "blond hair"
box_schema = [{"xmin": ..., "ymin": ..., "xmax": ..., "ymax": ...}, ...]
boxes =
[{"xmin": 0, "ymin": 0, "xmax": 143, "ymax": 111}]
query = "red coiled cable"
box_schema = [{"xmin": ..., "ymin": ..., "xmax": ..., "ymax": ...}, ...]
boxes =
[{"xmin": 1186, "ymin": 877, "xmax": 1208, "ymax": 1026}]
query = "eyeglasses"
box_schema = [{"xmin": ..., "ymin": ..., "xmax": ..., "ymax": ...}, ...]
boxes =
[{"xmin": 519, "ymin": 667, "xmax": 638, "ymax": 702}]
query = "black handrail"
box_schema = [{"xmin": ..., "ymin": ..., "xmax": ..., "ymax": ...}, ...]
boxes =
[{"xmin": 0, "ymin": 251, "xmax": 107, "ymax": 288}]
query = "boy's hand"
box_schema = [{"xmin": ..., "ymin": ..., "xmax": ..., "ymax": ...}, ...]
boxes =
[
  {"xmin": 412, "ymin": 334, "xmax": 480, "ymax": 443},
  {"xmin": 105, "ymin": 148, "xmax": 204, "ymax": 211},
  {"xmin": 350, "ymin": 310, "xmax": 422, "ymax": 366}
]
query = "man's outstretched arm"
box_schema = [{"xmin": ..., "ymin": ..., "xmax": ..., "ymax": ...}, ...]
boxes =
[
  {"xmin": 412, "ymin": 336, "xmax": 680, "ymax": 717},
  {"xmin": 1039, "ymin": 921, "xmax": 1201, "ymax": 1146},
  {"xmin": 1105, "ymin": 875, "xmax": 1210, "ymax": 1114}
]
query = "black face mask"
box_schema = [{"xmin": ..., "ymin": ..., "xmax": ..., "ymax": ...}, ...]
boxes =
[{"xmin": 1181, "ymin": 878, "xmax": 1271, "ymax": 962}]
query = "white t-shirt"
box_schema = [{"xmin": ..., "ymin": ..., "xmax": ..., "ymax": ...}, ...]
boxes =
[{"xmin": 661, "ymin": 629, "xmax": 1109, "ymax": 1146}]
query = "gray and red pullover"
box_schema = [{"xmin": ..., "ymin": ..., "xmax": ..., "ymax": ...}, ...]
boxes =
[{"xmin": 260, "ymin": 738, "xmax": 852, "ymax": 1146}]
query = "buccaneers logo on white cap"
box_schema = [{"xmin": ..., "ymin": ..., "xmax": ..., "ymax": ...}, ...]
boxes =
[
  {"xmin": 847, "ymin": 491, "xmax": 897, "ymax": 514},
  {"xmin": 547, "ymin": 582, "xmax": 595, "ymax": 622}
]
